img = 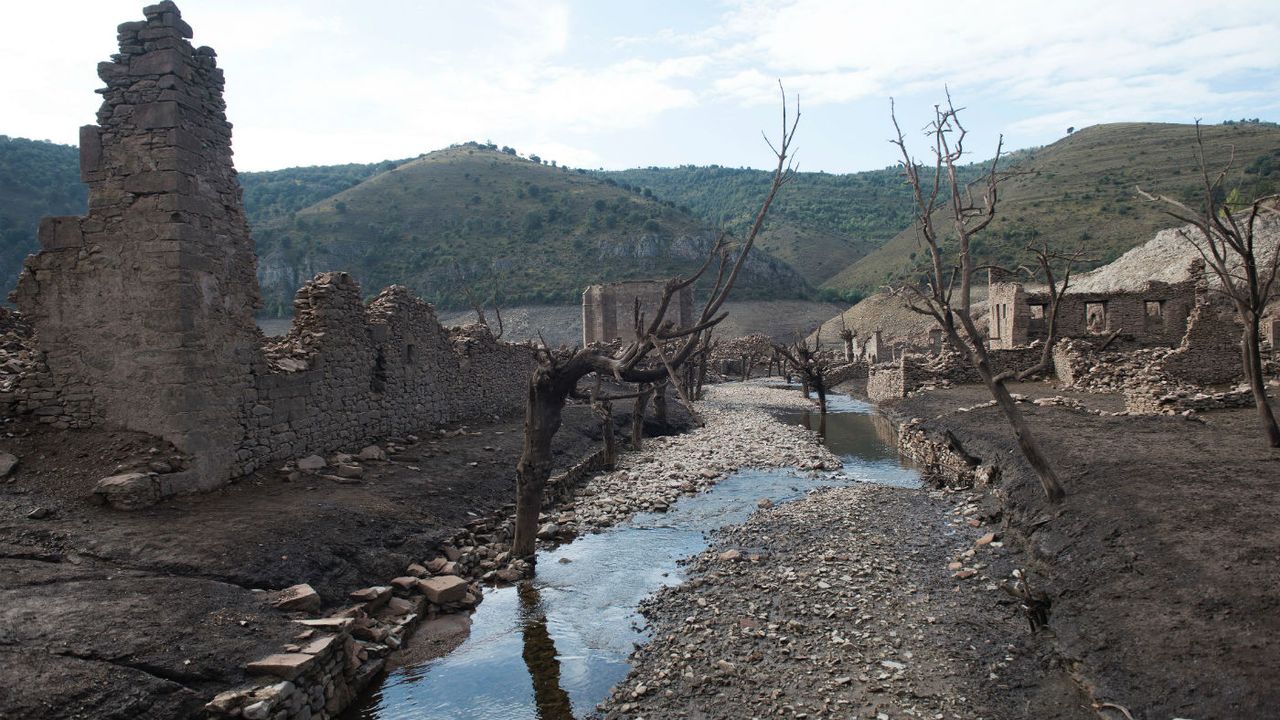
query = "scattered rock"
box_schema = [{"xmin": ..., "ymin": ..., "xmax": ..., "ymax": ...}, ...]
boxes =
[
  {"xmin": 245, "ymin": 653, "xmax": 315, "ymax": 681},
  {"xmin": 418, "ymin": 575, "xmax": 469, "ymax": 604},
  {"xmin": 91, "ymin": 472, "xmax": 160, "ymax": 510},
  {"xmin": 26, "ymin": 506, "xmax": 52, "ymax": 520},
  {"xmin": 349, "ymin": 586, "xmax": 392, "ymax": 611},
  {"xmin": 271, "ymin": 583, "xmax": 321, "ymax": 612},
  {"xmin": 296, "ymin": 454, "xmax": 326, "ymax": 472},
  {"xmin": 358, "ymin": 445, "xmax": 387, "ymax": 461},
  {"xmin": 0, "ymin": 452, "xmax": 18, "ymax": 478}
]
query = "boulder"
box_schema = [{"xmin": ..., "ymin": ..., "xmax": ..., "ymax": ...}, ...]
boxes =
[
  {"xmin": 0, "ymin": 452, "xmax": 18, "ymax": 479},
  {"xmin": 358, "ymin": 445, "xmax": 387, "ymax": 461},
  {"xmin": 272, "ymin": 583, "xmax": 320, "ymax": 612},
  {"xmin": 335, "ymin": 463, "xmax": 363, "ymax": 479},
  {"xmin": 348, "ymin": 585, "xmax": 392, "ymax": 611},
  {"xmin": 418, "ymin": 575, "xmax": 468, "ymax": 605},
  {"xmin": 92, "ymin": 473, "xmax": 160, "ymax": 510},
  {"xmin": 296, "ymin": 455, "xmax": 326, "ymax": 472}
]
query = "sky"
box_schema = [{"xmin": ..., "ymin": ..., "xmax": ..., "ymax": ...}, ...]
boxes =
[{"xmin": 2, "ymin": 0, "xmax": 1278, "ymax": 173}]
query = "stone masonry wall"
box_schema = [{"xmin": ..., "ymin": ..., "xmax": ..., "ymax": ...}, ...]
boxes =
[
  {"xmin": 239, "ymin": 274, "xmax": 534, "ymax": 475},
  {"xmin": 13, "ymin": 1, "xmax": 260, "ymax": 489},
  {"xmin": 10, "ymin": 3, "xmax": 535, "ymax": 495},
  {"xmin": 988, "ymin": 273, "xmax": 1198, "ymax": 351},
  {"xmin": 582, "ymin": 280, "xmax": 694, "ymax": 346}
]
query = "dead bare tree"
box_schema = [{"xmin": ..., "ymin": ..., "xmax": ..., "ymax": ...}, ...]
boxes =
[
  {"xmin": 630, "ymin": 382, "xmax": 654, "ymax": 450},
  {"xmin": 1138, "ymin": 121, "xmax": 1280, "ymax": 447},
  {"xmin": 774, "ymin": 333, "xmax": 830, "ymax": 413},
  {"xmin": 888, "ymin": 93, "xmax": 1066, "ymax": 503},
  {"xmin": 838, "ymin": 314, "xmax": 855, "ymax": 362},
  {"xmin": 511, "ymin": 88, "xmax": 800, "ymax": 560},
  {"xmin": 462, "ymin": 286, "xmax": 505, "ymax": 340},
  {"xmin": 1006, "ymin": 239, "xmax": 1088, "ymax": 381}
]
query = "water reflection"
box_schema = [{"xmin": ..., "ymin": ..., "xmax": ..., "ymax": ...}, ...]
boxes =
[
  {"xmin": 349, "ymin": 389, "xmax": 921, "ymax": 719},
  {"xmin": 782, "ymin": 393, "xmax": 922, "ymax": 489},
  {"xmin": 519, "ymin": 582, "xmax": 573, "ymax": 720}
]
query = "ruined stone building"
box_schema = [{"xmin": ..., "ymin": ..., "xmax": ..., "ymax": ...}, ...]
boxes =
[
  {"xmin": 986, "ymin": 266, "xmax": 1200, "ymax": 351},
  {"xmin": 4, "ymin": 2, "xmax": 533, "ymax": 503},
  {"xmin": 581, "ymin": 280, "xmax": 693, "ymax": 345}
]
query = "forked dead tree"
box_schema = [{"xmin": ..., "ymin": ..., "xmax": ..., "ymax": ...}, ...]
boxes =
[
  {"xmin": 838, "ymin": 315, "xmax": 855, "ymax": 362},
  {"xmin": 888, "ymin": 93, "xmax": 1066, "ymax": 503},
  {"xmin": 774, "ymin": 333, "xmax": 830, "ymax": 413},
  {"xmin": 1138, "ymin": 121, "xmax": 1280, "ymax": 447},
  {"xmin": 511, "ymin": 89, "xmax": 800, "ymax": 559}
]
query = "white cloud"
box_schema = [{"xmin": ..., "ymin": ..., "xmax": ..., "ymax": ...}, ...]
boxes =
[{"xmin": 1, "ymin": 0, "xmax": 1276, "ymax": 171}]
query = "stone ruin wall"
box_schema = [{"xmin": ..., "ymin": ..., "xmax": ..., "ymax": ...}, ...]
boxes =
[
  {"xmin": 238, "ymin": 273, "xmax": 533, "ymax": 476},
  {"xmin": 4, "ymin": 2, "xmax": 535, "ymax": 495},
  {"xmin": 988, "ymin": 275, "xmax": 1198, "ymax": 352},
  {"xmin": 866, "ymin": 347, "xmax": 1046, "ymax": 403},
  {"xmin": 582, "ymin": 280, "xmax": 693, "ymax": 346},
  {"xmin": 11, "ymin": 2, "xmax": 260, "ymax": 489},
  {"xmin": 1159, "ymin": 302, "xmax": 1243, "ymax": 386}
]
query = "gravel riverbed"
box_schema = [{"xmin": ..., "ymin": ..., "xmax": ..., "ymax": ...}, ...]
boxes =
[
  {"xmin": 543, "ymin": 383, "xmax": 840, "ymax": 537},
  {"xmin": 592, "ymin": 387, "xmax": 1092, "ymax": 720}
]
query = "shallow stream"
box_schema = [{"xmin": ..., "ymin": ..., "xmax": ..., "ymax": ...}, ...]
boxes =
[{"xmin": 349, "ymin": 386, "xmax": 918, "ymax": 719}]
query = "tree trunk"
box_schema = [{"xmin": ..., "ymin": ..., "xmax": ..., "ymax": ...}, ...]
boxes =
[
  {"xmin": 654, "ymin": 381, "xmax": 668, "ymax": 430},
  {"xmin": 518, "ymin": 583, "xmax": 573, "ymax": 717},
  {"xmin": 843, "ymin": 339, "xmax": 853, "ymax": 362},
  {"xmin": 976, "ymin": 359, "xmax": 1065, "ymax": 502},
  {"xmin": 815, "ymin": 378, "xmax": 827, "ymax": 414},
  {"xmin": 695, "ymin": 357, "xmax": 708, "ymax": 400},
  {"xmin": 631, "ymin": 384, "xmax": 652, "ymax": 450},
  {"xmin": 801, "ymin": 376, "xmax": 811, "ymax": 398},
  {"xmin": 1242, "ymin": 322, "xmax": 1280, "ymax": 447},
  {"xmin": 598, "ymin": 402, "xmax": 617, "ymax": 470},
  {"xmin": 513, "ymin": 373, "xmax": 568, "ymax": 559},
  {"xmin": 741, "ymin": 354, "xmax": 750, "ymax": 381}
]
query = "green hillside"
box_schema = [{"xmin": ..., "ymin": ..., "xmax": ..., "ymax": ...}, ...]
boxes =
[
  {"xmin": 252, "ymin": 143, "xmax": 813, "ymax": 314},
  {"xmin": 826, "ymin": 121, "xmax": 1280, "ymax": 293},
  {"xmin": 598, "ymin": 161, "xmax": 992, "ymax": 293},
  {"xmin": 240, "ymin": 159, "xmax": 411, "ymax": 224},
  {"xmin": 0, "ymin": 136, "xmax": 87, "ymax": 296}
]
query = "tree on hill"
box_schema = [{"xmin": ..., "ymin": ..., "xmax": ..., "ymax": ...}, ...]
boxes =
[{"xmin": 1139, "ymin": 122, "xmax": 1280, "ymax": 448}]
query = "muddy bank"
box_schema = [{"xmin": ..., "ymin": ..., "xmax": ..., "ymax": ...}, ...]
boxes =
[
  {"xmin": 888, "ymin": 382, "xmax": 1280, "ymax": 719},
  {"xmin": 0, "ymin": 400, "xmax": 665, "ymax": 719}
]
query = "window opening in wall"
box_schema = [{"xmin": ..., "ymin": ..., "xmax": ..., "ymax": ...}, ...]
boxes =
[
  {"xmin": 1029, "ymin": 304, "xmax": 1045, "ymax": 319},
  {"xmin": 1085, "ymin": 302, "xmax": 1107, "ymax": 334},
  {"xmin": 405, "ymin": 343, "xmax": 416, "ymax": 365},
  {"xmin": 1145, "ymin": 301, "xmax": 1163, "ymax": 319},
  {"xmin": 991, "ymin": 303, "xmax": 1003, "ymax": 339}
]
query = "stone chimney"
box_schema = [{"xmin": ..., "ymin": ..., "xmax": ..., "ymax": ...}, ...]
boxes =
[{"xmin": 14, "ymin": 2, "xmax": 261, "ymax": 489}]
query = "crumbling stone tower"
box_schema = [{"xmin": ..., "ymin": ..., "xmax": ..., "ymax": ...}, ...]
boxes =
[{"xmin": 13, "ymin": 2, "xmax": 260, "ymax": 489}]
